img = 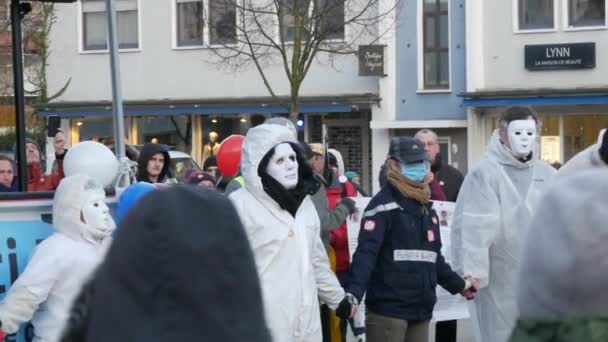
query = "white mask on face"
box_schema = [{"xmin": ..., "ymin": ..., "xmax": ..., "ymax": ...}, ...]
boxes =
[
  {"xmin": 266, "ymin": 143, "xmax": 299, "ymax": 190},
  {"xmin": 81, "ymin": 192, "xmax": 116, "ymax": 242},
  {"xmin": 507, "ymin": 120, "xmax": 537, "ymax": 158}
]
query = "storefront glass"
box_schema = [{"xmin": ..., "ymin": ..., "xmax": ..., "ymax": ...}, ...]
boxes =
[
  {"xmin": 76, "ymin": 116, "xmax": 115, "ymax": 142},
  {"xmin": 137, "ymin": 115, "xmax": 191, "ymax": 151},
  {"xmin": 480, "ymin": 111, "xmax": 607, "ymax": 166}
]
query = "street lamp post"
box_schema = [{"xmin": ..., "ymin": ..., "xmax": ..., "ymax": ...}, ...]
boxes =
[{"xmin": 10, "ymin": 0, "xmax": 132, "ymax": 192}]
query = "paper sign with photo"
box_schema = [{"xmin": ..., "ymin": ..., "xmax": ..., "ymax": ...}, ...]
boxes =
[{"xmin": 432, "ymin": 201, "xmax": 470, "ymax": 322}]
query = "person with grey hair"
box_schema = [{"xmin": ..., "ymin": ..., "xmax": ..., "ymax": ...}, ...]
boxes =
[
  {"xmin": 451, "ymin": 107, "xmax": 556, "ymax": 342},
  {"xmin": 509, "ymin": 169, "xmax": 608, "ymax": 341},
  {"xmin": 415, "ymin": 129, "xmax": 464, "ymax": 202}
]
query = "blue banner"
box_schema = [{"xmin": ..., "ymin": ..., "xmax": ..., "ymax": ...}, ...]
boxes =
[{"xmin": 0, "ymin": 220, "xmax": 54, "ymax": 342}]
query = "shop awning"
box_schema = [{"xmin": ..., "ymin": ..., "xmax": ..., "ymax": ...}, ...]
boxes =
[
  {"xmin": 36, "ymin": 95, "xmax": 380, "ymax": 117},
  {"xmin": 460, "ymin": 89, "xmax": 608, "ymax": 108},
  {"xmin": 37, "ymin": 104, "xmax": 353, "ymax": 117}
]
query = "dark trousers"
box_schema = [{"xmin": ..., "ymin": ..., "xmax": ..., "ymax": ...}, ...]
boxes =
[{"xmin": 435, "ymin": 320, "xmax": 457, "ymax": 342}]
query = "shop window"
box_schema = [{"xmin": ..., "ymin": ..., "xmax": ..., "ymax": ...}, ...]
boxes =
[
  {"xmin": 563, "ymin": 115, "xmax": 608, "ymax": 160},
  {"xmin": 174, "ymin": 0, "xmax": 236, "ymax": 47},
  {"xmin": 517, "ymin": 0, "xmax": 555, "ymax": 30},
  {"xmin": 422, "ymin": 0, "xmax": 449, "ymax": 89},
  {"xmin": 81, "ymin": 0, "xmax": 139, "ymax": 51},
  {"xmin": 76, "ymin": 116, "xmax": 115, "ymax": 142},
  {"xmin": 567, "ymin": 0, "xmax": 606, "ymax": 28}
]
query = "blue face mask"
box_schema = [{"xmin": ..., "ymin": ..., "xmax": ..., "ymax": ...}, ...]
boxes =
[{"xmin": 401, "ymin": 162, "xmax": 428, "ymax": 183}]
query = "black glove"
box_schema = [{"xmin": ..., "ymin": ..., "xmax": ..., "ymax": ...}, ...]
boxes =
[
  {"xmin": 335, "ymin": 293, "xmax": 357, "ymax": 320},
  {"xmin": 340, "ymin": 197, "xmax": 357, "ymax": 214}
]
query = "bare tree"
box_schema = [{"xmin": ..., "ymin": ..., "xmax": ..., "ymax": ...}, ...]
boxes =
[
  {"xmin": 204, "ymin": 0, "xmax": 397, "ymax": 120},
  {"xmin": 23, "ymin": 2, "xmax": 71, "ymax": 104}
]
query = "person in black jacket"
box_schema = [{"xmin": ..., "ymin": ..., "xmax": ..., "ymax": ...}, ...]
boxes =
[
  {"xmin": 338, "ymin": 137, "xmax": 477, "ymax": 342},
  {"xmin": 60, "ymin": 186, "xmax": 272, "ymax": 342},
  {"xmin": 136, "ymin": 143, "xmax": 171, "ymax": 184},
  {"xmin": 415, "ymin": 129, "xmax": 464, "ymax": 202}
]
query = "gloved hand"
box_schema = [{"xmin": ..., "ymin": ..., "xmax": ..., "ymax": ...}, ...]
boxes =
[
  {"xmin": 340, "ymin": 197, "xmax": 357, "ymax": 214},
  {"xmin": 336, "ymin": 293, "xmax": 358, "ymax": 320},
  {"xmin": 0, "ymin": 320, "xmax": 5, "ymax": 341}
]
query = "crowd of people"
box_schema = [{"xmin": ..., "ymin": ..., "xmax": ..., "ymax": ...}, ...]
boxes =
[{"xmin": 0, "ymin": 107, "xmax": 607, "ymax": 342}]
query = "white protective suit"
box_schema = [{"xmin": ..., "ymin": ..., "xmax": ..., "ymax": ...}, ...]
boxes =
[
  {"xmin": 556, "ymin": 129, "xmax": 607, "ymax": 179},
  {"xmin": 230, "ymin": 124, "xmax": 344, "ymax": 342},
  {"xmin": 451, "ymin": 130, "xmax": 556, "ymax": 342},
  {"xmin": 0, "ymin": 175, "xmax": 115, "ymax": 342}
]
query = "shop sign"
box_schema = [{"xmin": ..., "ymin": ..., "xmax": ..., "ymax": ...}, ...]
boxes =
[
  {"xmin": 525, "ymin": 43, "xmax": 595, "ymax": 71},
  {"xmin": 358, "ymin": 45, "xmax": 385, "ymax": 76}
]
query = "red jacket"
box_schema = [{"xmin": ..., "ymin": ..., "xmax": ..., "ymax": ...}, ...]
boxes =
[
  {"xmin": 27, "ymin": 156, "xmax": 65, "ymax": 192},
  {"xmin": 327, "ymin": 180, "xmax": 357, "ymax": 272}
]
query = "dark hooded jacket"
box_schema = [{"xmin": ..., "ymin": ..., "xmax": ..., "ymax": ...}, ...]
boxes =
[
  {"xmin": 61, "ymin": 186, "xmax": 271, "ymax": 342},
  {"xmin": 136, "ymin": 143, "xmax": 170, "ymax": 183}
]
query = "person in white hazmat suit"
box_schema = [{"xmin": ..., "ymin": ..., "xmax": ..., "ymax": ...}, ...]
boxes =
[
  {"xmin": 556, "ymin": 128, "xmax": 607, "ymax": 178},
  {"xmin": 0, "ymin": 175, "xmax": 115, "ymax": 342},
  {"xmin": 451, "ymin": 107, "xmax": 556, "ymax": 342},
  {"xmin": 229, "ymin": 124, "xmax": 354, "ymax": 342}
]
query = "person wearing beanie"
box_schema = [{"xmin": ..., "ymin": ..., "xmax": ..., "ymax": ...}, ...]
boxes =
[
  {"xmin": 0, "ymin": 175, "xmax": 115, "ymax": 341},
  {"xmin": 229, "ymin": 124, "xmax": 352, "ymax": 342},
  {"xmin": 451, "ymin": 107, "xmax": 556, "ymax": 342},
  {"xmin": 509, "ymin": 169, "xmax": 608, "ymax": 341},
  {"xmin": 342, "ymin": 136, "xmax": 477, "ymax": 342},
  {"xmin": 136, "ymin": 143, "xmax": 171, "ymax": 184},
  {"xmin": 59, "ymin": 186, "xmax": 272, "ymax": 342},
  {"xmin": 187, "ymin": 171, "xmax": 216, "ymax": 189},
  {"xmin": 203, "ymin": 155, "xmax": 219, "ymax": 178}
]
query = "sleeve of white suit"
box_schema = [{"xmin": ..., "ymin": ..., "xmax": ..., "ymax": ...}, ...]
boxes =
[
  {"xmin": 0, "ymin": 241, "xmax": 62, "ymax": 334},
  {"xmin": 312, "ymin": 235, "xmax": 345, "ymax": 309},
  {"xmin": 451, "ymin": 166, "xmax": 501, "ymax": 289}
]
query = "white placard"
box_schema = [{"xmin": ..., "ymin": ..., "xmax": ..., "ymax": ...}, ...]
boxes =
[{"xmin": 432, "ymin": 201, "xmax": 470, "ymax": 322}]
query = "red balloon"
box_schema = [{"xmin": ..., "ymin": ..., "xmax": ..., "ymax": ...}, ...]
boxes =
[{"xmin": 217, "ymin": 135, "xmax": 245, "ymax": 176}]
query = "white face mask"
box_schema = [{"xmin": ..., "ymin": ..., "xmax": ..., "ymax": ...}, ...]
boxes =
[
  {"xmin": 507, "ymin": 120, "xmax": 537, "ymax": 158},
  {"xmin": 81, "ymin": 192, "xmax": 116, "ymax": 242},
  {"xmin": 266, "ymin": 143, "xmax": 299, "ymax": 190}
]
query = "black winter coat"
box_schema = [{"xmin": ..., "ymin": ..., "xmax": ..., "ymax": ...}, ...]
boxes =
[{"xmin": 347, "ymin": 185, "xmax": 465, "ymax": 321}]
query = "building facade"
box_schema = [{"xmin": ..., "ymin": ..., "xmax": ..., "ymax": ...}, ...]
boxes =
[
  {"xmin": 42, "ymin": 0, "xmax": 382, "ymax": 191},
  {"xmin": 464, "ymin": 0, "xmax": 608, "ymax": 167},
  {"xmin": 370, "ymin": 0, "xmax": 468, "ymax": 192}
]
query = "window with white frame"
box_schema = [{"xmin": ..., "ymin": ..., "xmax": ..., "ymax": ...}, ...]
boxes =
[
  {"xmin": 81, "ymin": 0, "xmax": 139, "ymax": 51},
  {"xmin": 176, "ymin": 0, "xmax": 204, "ymax": 46},
  {"xmin": 422, "ymin": 0, "xmax": 449, "ymax": 89},
  {"xmin": 279, "ymin": 0, "xmax": 345, "ymax": 42},
  {"xmin": 518, "ymin": 0, "xmax": 555, "ymax": 30},
  {"xmin": 175, "ymin": 0, "xmax": 236, "ymax": 47},
  {"xmin": 567, "ymin": 0, "xmax": 606, "ymax": 27}
]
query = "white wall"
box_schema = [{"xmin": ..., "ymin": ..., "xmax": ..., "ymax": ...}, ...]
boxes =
[
  {"xmin": 467, "ymin": 0, "xmax": 608, "ymax": 91},
  {"xmin": 47, "ymin": 2, "xmax": 378, "ymax": 103}
]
